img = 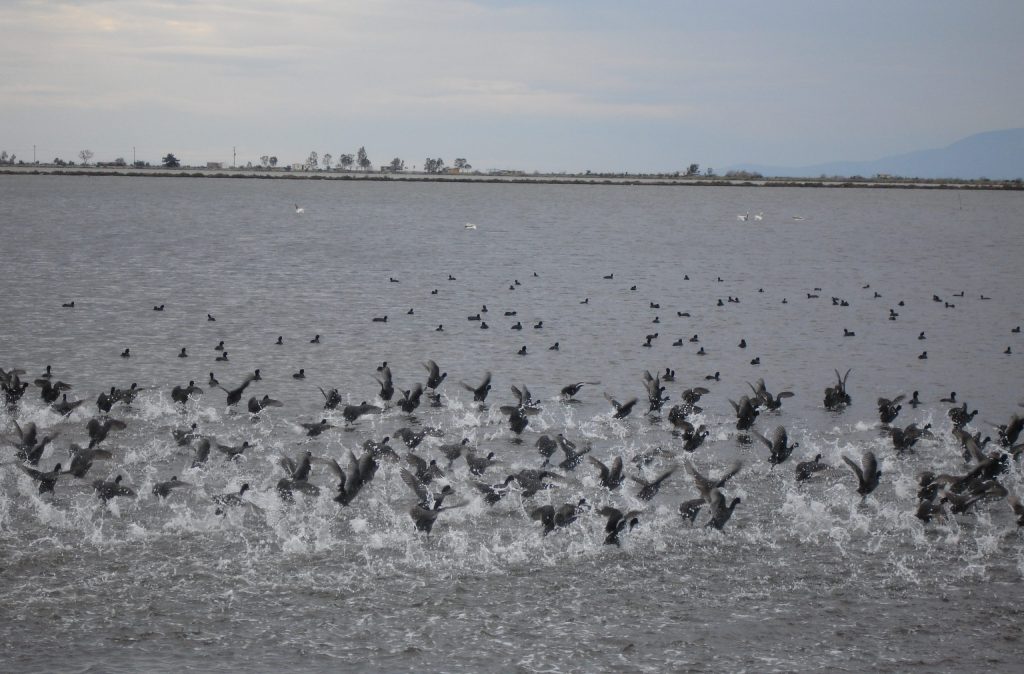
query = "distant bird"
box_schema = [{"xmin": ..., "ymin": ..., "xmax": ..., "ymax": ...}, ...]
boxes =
[
  {"xmin": 823, "ymin": 368, "xmax": 852, "ymax": 410},
  {"xmin": 748, "ymin": 378, "xmax": 794, "ymax": 411},
  {"xmin": 424, "ymin": 360, "xmax": 447, "ymax": 390},
  {"xmin": 294, "ymin": 204, "xmax": 305, "ymax": 214}
]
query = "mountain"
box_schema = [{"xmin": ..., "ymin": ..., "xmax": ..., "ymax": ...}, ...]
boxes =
[{"xmin": 728, "ymin": 128, "xmax": 1024, "ymax": 180}]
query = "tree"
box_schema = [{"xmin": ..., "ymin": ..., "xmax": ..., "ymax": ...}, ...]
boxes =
[
  {"xmin": 685, "ymin": 163, "xmax": 700, "ymax": 176},
  {"xmin": 269, "ymin": 156, "xmax": 278, "ymax": 167},
  {"xmin": 79, "ymin": 149, "xmax": 94, "ymax": 165},
  {"xmin": 424, "ymin": 157, "xmax": 446, "ymax": 173},
  {"xmin": 322, "ymin": 153, "xmax": 333, "ymax": 170},
  {"xmin": 705, "ymin": 167, "xmax": 715, "ymax": 177},
  {"xmin": 454, "ymin": 158, "xmax": 471, "ymax": 170},
  {"xmin": 305, "ymin": 151, "xmax": 318, "ymax": 170},
  {"xmin": 388, "ymin": 157, "xmax": 405, "ymax": 172},
  {"xmin": 260, "ymin": 155, "xmax": 270, "ymax": 168},
  {"xmin": 161, "ymin": 153, "xmax": 180, "ymax": 168},
  {"xmin": 339, "ymin": 154, "xmax": 354, "ymax": 170},
  {"xmin": 357, "ymin": 146, "xmax": 370, "ymax": 171}
]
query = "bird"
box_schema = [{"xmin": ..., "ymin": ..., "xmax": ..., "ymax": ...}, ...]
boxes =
[
  {"xmin": 342, "ymin": 401, "xmax": 382, "ymax": 423},
  {"xmin": 841, "ymin": 451, "xmax": 882, "ymax": 498},
  {"xmin": 752, "ymin": 426, "xmax": 797, "ymax": 467},
  {"xmin": 294, "ymin": 204, "xmax": 305, "ymax": 214},
  {"xmin": 598, "ymin": 506, "xmax": 641, "ymax": 546},
  {"xmin": 877, "ymin": 395, "xmax": 905, "ymax": 424},
  {"xmin": 219, "ymin": 374, "xmax": 257, "ymax": 406},
  {"xmin": 465, "ymin": 450, "xmax": 498, "ymax": 476},
  {"xmin": 66, "ymin": 444, "xmax": 113, "ymax": 478},
  {"xmin": 472, "ymin": 476, "xmax": 517, "ymax": 506},
  {"xmin": 795, "ymin": 454, "xmax": 828, "ymax": 481},
  {"xmin": 300, "ymin": 418, "xmax": 334, "ymax": 437},
  {"xmin": 423, "ymin": 360, "xmax": 447, "ymax": 390},
  {"xmin": 87, "ymin": 417, "xmax": 127, "ymax": 448},
  {"xmin": 17, "ymin": 462, "xmax": 63, "ymax": 494},
  {"xmin": 631, "ymin": 468, "xmax": 676, "ymax": 501},
  {"xmin": 93, "ymin": 474, "xmax": 137, "ymax": 502},
  {"xmin": 604, "ymin": 393, "xmax": 638, "ymax": 419},
  {"xmin": 823, "ymin": 369, "xmax": 852, "ymax": 410},
  {"xmin": 460, "ymin": 372, "xmax": 492, "ymax": 403},
  {"xmin": 705, "ymin": 489, "xmax": 741, "ymax": 530},
  {"xmin": 292, "ymin": 369, "xmax": 305, "ymax": 379},
  {"xmin": 589, "ymin": 455, "xmax": 625, "ymax": 490},
  {"xmin": 153, "ymin": 476, "xmax": 192, "ymax": 499},
  {"xmin": 247, "ymin": 395, "xmax": 283, "ymax": 415},
  {"xmin": 212, "ymin": 483, "xmax": 253, "ymax": 509},
  {"xmin": 530, "ymin": 499, "xmax": 588, "ymax": 535},
  {"xmin": 557, "ymin": 434, "xmax": 592, "ymax": 471}
]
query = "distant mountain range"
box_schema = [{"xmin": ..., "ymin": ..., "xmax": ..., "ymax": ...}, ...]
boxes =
[{"xmin": 728, "ymin": 128, "xmax": 1024, "ymax": 180}]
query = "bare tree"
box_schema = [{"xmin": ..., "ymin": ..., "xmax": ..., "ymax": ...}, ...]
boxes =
[
  {"xmin": 322, "ymin": 153, "xmax": 333, "ymax": 171},
  {"xmin": 79, "ymin": 149, "xmax": 94, "ymax": 165},
  {"xmin": 306, "ymin": 151, "xmax": 318, "ymax": 170},
  {"xmin": 260, "ymin": 155, "xmax": 270, "ymax": 168},
  {"xmin": 357, "ymin": 146, "xmax": 370, "ymax": 171}
]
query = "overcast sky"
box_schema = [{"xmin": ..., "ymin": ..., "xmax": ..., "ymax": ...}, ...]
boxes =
[{"xmin": 1, "ymin": 0, "xmax": 1022, "ymax": 172}]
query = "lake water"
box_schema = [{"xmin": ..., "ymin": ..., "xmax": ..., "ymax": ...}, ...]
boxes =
[{"xmin": 1, "ymin": 175, "xmax": 1023, "ymax": 672}]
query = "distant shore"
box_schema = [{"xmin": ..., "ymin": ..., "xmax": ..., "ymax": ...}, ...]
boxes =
[{"xmin": 1, "ymin": 164, "xmax": 1020, "ymax": 190}]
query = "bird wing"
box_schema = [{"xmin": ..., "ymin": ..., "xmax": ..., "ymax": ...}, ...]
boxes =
[
  {"xmin": 842, "ymin": 454, "xmax": 864, "ymax": 482},
  {"xmin": 399, "ymin": 468, "xmax": 430, "ymax": 504}
]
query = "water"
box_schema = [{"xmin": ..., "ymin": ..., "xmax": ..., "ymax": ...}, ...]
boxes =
[{"xmin": 1, "ymin": 175, "xmax": 1023, "ymax": 672}]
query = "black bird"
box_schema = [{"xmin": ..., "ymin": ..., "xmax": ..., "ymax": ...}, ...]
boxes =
[
  {"xmin": 728, "ymin": 395, "xmax": 759, "ymax": 431},
  {"xmin": 219, "ymin": 374, "xmax": 257, "ymax": 406},
  {"xmin": 506, "ymin": 406, "xmax": 529, "ymax": 435},
  {"xmin": 121, "ymin": 348, "xmax": 131, "ymax": 358},
  {"xmin": 394, "ymin": 426, "xmax": 443, "ymax": 449},
  {"xmin": 399, "ymin": 467, "xmax": 454, "ymax": 510},
  {"xmin": 679, "ymin": 421, "xmax": 710, "ymax": 453},
  {"xmin": 405, "ymin": 453, "xmax": 445, "ymax": 484},
  {"xmin": 52, "ymin": 394, "xmax": 84, "ymax": 417},
  {"xmin": 1008, "ymin": 496, "xmax": 1024, "ymax": 527},
  {"xmin": 212, "ymin": 483, "xmax": 252, "ymax": 510},
  {"xmin": 209, "ymin": 372, "xmax": 219, "ymax": 387},
  {"xmin": 171, "ymin": 381, "xmax": 203, "ymax": 404},
  {"xmin": 371, "ymin": 364, "xmax": 394, "ymax": 402},
  {"xmin": 530, "ymin": 499, "xmax": 588, "ymax": 535},
  {"xmin": 87, "ymin": 417, "xmax": 127, "ymax": 448},
  {"xmin": 642, "ymin": 370, "xmax": 670, "ymax": 413},
  {"xmin": 93, "ymin": 474, "xmax": 137, "ymax": 502},
  {"xmin": 589, "ymin": 455, "xmax": 625, "ymax": 489},
  {"xmin": 437, "ymin": 438, "xmax": 471, "ymax": 468},
  {"xmin": 679, "ymin": 498, "xmax": 706, "ymax": 523},
  {"xmin": 748, "ymin": 379, "xmax": 794, "ymax": 411},
  {"xmin": 557, "ymin": 434, "xmax": 592, "ymax": 471},
  {"xmin": 397, "ymin": 384, "xmax": 424, "ymax": 414},
  {"xmin": 465, "ymin": 450, "xmax": 498, "ymax": 476},
  {"xmin": 320, "ymin": 451, "xmax": 378, "ymax": 506},
  {"xmin": 423, "ymin": 360, "xmax": 447, "ymax": 390},
  {"xmin": 247, "ymin": 395, "xmax": 284, "ymax": 415},
  {"xmin": 824, "ymin": 368, "xmax": 852, "ymax": 410},
  {"xmin": 319, "ymin": 387, "xmax": 343, "ymax": 410},
  {"xmin": 171, "ymin": 422, "xmax": 200, "ymax": 447},
  {"xmin": 300, "ymin": 418, "xmax": 334, "ymax": 437},
  {"xmin": 215, "ymin": 439, "xmax": 252, "ymax": 460},
  {"xmin": 532, "ymin": 435, "xmax": 557, "ymax": 467},
  {"xmin": 752, "ymin": 426, "xmax": 797, "ymax": 467},
  {"xmin": 214, "ymin": 340, "xmax": 225, "ymax": 351},
  {"xmin": 461, "ymin": 372, "xmax": 492, "ymax": 403},
  {"xmin": 705, "ymin": 489, "xmax": 741, "ymax": 530},
  {"xmin": 342, "ymin": 401, "xmax": 383, "ymax": 423},
  {"xmin": 293, "ymin": 369, "xmax": 305, "ymax": 379},
  {"xmin": 948, "ymin": 403, "xmax": 978, "ymax": 430},
  {"xmin": 598, "ymin": 506, "xmax": 641, "ymax": 546},
  {"xmin": 473, "ymin": 475, "xmax": 517, "ymax": 506},
  {"xmin": 605, "ymin": 393, "xmax": 638, "ymax": 419},
  {"xmin": 153, "ymin": 476, "xmax": 192, "ymax": 499},
  {"xmin": 66, "ymin": 444, "xmax": 113, "ymax": 478},
  {"xmin": 940, "ymin": 392, "xmax": 957, "ymax": 403},
  {"xmin": 908, "ymin": 390, "xmax": 922, "ymax": 408},
  {"xmin": 795, "ymin": 454, "xmax": 828, "ymax": 481},
  {"xmin": 841, "ymin": 451, "xmax": 882, "ymax": 498},
  {"xmin": 191, "ymin": 439, "xmax": 211, "ymax": 468},
  {"xmin": 17, "ymin": 462, "xmax": 63, "ymax": 494},
  {"xmin": 12, "ymin": 422, "xmax": 59, "ymax": 465},
  {"xmin": 684, "ymin": 459, "xmax": 743, "ymax": 502},
  {"xmin": 36, "ymin": 378, "xmax": 71, "ymax": 404},
  {"xmin": 891, "ymin": 423, "xmax": 932, "ymax": 453},
  {"xmin": 512, "ymin": 468, "xmax": 562, "ymax": 498},
  {"xmin": 631, "ymin": 468, "xmax": 676, "ymax": 501},
  {"xmin": 996, "ymin": 414, "xmax": 1024, "ymax": 448}
]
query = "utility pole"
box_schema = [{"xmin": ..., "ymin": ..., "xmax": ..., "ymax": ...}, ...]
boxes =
[
  {"xmin": 133, "ymin": 146, "xmax": 136, "ymax": 166},
  {"xmin": 233, "ymin": 146, "xmax": 236, "ymax": 168},
  {"xmin": 33, "ymin": 145, "xmax": 36, "ymax": 163}
]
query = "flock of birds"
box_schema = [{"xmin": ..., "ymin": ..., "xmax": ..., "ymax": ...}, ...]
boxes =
[{"xmin": 3, "ymin": 259, "xmax": 1023, "ymax": 549}]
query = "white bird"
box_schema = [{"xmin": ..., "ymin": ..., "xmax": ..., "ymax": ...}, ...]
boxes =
[
  {"xmin": 737, "ymin": 212, "xmax": 749, "ymax": 221},
  {"xmin": 753, "ymin": 211, "xmax": 764, "ymax": 221},
  {"xmin": 294, "ymin": 204, "xmax": 305, "ymax": 214},
  {"xmin": 791, "ymin": 216, "xmax": 805, "ymax": 221},
  {"xmin": 464, "ymin": 223, "xmax": 477, "ymax": 229}
]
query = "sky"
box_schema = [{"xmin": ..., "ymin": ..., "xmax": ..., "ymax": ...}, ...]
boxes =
[{"xmin": 1, "ymin": 0, "xmax": 1022, "ymax": 173}]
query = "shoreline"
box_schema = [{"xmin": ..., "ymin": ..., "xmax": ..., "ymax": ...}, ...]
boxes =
[{"xmin": 0, "ymin": 165, "xmax": 1020, "ymax": 190}]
